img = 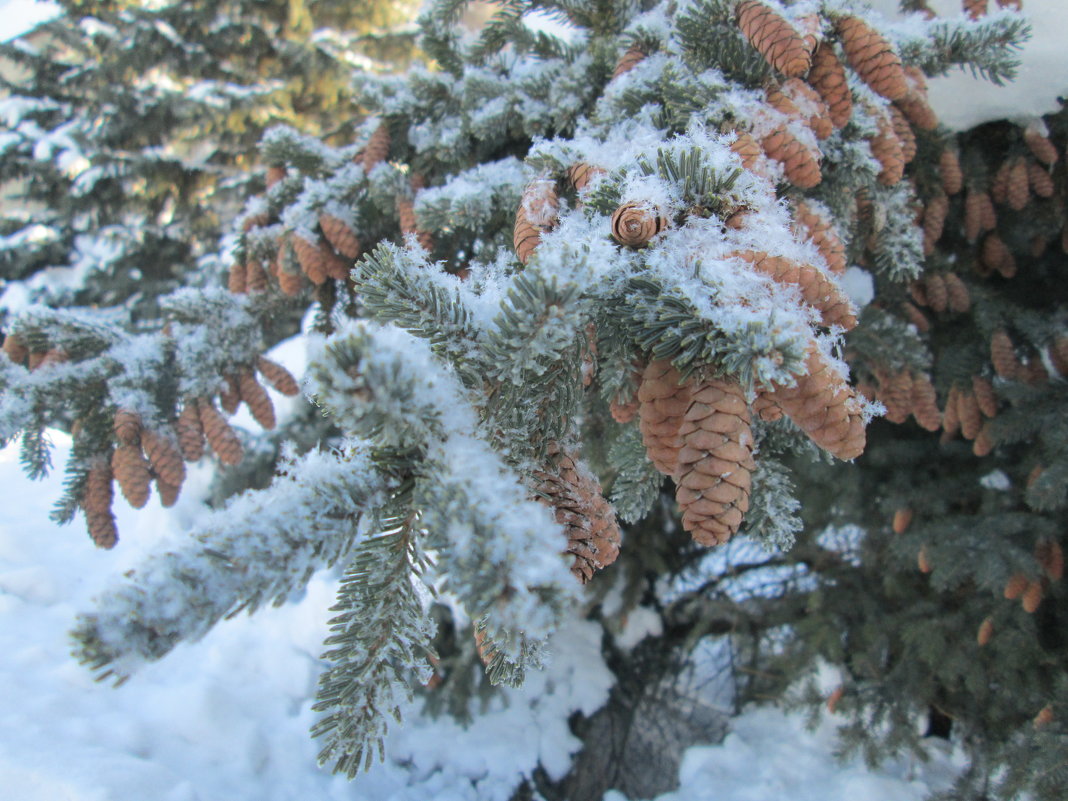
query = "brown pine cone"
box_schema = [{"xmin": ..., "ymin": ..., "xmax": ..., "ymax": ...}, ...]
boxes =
[
  {"xmin": 1006, "ymin": 157, "xmax": 1031, "ymax": 211},
  {"xmin": 808, "ymin": 43, "xmax": 852, "ymax": 129},
  {"xmin": 257, "ymin": 356, "xmax": 300, "ymax": 396},
  {"xmin": 1027, "ymin": 162, "xmax": 1055, "ymax": 198},
  {"xmin": 238, "ymin": 370, "xmax": 276, "ymax": 430},
  {"xmin": 513, "ymin": 179, "xmax": 559, "ymax": 264},
  {"xmin": 673, "ymin": 377, "xmax": 756, "ymax": 547},
  {"xmin": 228, "ymin": 261, "xmax": 247, "ymax": 294},
  {"xmin": 942, "ymin": 385, "xmax": 961, "ymax": 437},
  {"xmin": 175, "ymin": 400, "xmax": 206, "ymax": 461},
  {"xmin": 918, "ymin": 545, "xmax": 932, "ymax": 574},
  {"xmin": 361, "ymin": 122, "xmax": 391, "ymax": 172},
  {"xmin": 2, "ymin": 333, "xmax": 28, "ymax": 364},
  {"xmin": 1004, "ymin": 572, "xmax": 1029, "ymax": 599},
  {"xmin": 793, "ymin": 201, "xmax": 847, "ymax": 275},
  {"xmin": 901, "ymin": 301, "xmax": 930, "ymax": 333},
  {"xmin": 533, "ymin": 442, "xmax": 621, "ymax": 583},
  {"xmin": 923, "ymin": 193, "xmax": 949, "ymax": 251},
  {"xmin": 962, "ymin": 0, "xmax": 988, "ymax": 19},
  {"xmin": 925, "ymin": 273, "xmax": 948, "ymax": 313},
  {"xmin": 836, "ymin": 16, "xmax": 908, "ymax": 101},
  {"xmin": 991, "ymin": 330, "xmax": 1022, "ymax": 380},
  {"xmin": 892, "ymin": 507, "xmax": 913, "ymax": 534},
  {"xmin": 910, "ymin": 373, "xmax": 941, "ymax": 431},
  {"xmin": 242, "ymin": 211, "xmax": 270, "ymax": 232},
  {"xmin": 733, "ymin": 250, "xmax": 855, "ymax": 329},
  {"xmin": 246, "ymin": 260, "xmax": 268, "ymax": 293},
  {"xmin": 944, "ymin": 272, "xmax": 970, "ymax": 313},
  {"xmin": 612, "ymin": 45, "xmax": 646, "ymax": 79},
  {"xmin": 977, "ymin": 617, "xmax": 994, "ymax": 646},
  {"xmin": 870, "ymin": 113, "xmax": 905, "ymax": 186},
  {"xmin": 320, "ymin": 241, "xmax": 352, "ymax": 281},
  {"xmin": 1051, "ymin": 336, "xmax": 1068, "ymax": 377},
  {"xmin": 897, "ymin": 69, "xmax": 938, "ymax": 130},
  {"xmin": 277, "ymin": 265, "xmax": 303, "ymax": 296},
  {"xmin": 638, "ymin": 359, "xmax": 692, "ymax": 476},
  {"xmin": 156, "ymin": 478, "xmax": 180, "ymax": 508},
  {"xmin": 972, "ymin": 375, "xmax": 998, "ymax": 417},
  {"xmin": 82, "ymin": 459, "xmax": 118, "ymax": 549},
  {"xmin": 199, "ymin": 400, "xmax": 243, "ymax": 466},
  {"xmin": 291, "ymin": 234, "xmax": 328, "ymax": 285},
  {"xmin": 761, "ymin": 126, "xmax": 822, "ymax": 188},
  {"xmin": 964, "ymin": 190, "xmax": 985, "ymax": 242},
  {"xmin": 876, "ymin": 368, "xmax": 913, "ymax": 424},
  {"xmin": 939, "ymin": 149, "xmax": 963, "ymax": 195},
  {"xmin": 888, "ymin": 105, "xmax": 917, "ymax": 164},
  {"xmin": 140, "ymin": 428, "xmax": 186, "ymax": 489},
  {"xmin": 567, "ymin": 162, "xmax": 606, "ymax": 191},
  {"xmin": 611, "ymin": 202, "xmax": 669, "ymax": 248},
  {"xmin": 1033, "ymin": 706, "xmax": 1054, "ymax": 730},
  {"xmin": 785, "ymin": 78, "xmax": 833, "ymax": 139},
  {"xmin": 752, "ymin": 391, "xmax": 783, "ymax": 421},
  {"xmin": 319, "ymin": 213, "xmax": 361, "ymax": 260},
  {"xmin": 1024, "ymin": 128, "xmax": 1059, "ymax": 165},
  {"xmin": 610, "ymin": 397, "xmax": 639, "ymax": 424},
  {"xmin": 112, "ymin": 443, "xmax": 152, "ymax": 509},
  {"xmin": 219, "ymin": 373, "xmax": 241, "ymax": 415},
  {"xmin": 957, "ymin": 389, "xmax": 981, "ymax": 440},
  {"xmin": 113, "ymin": 409, "xmax": 143, "ymax": 446},
  {"xmin": 990, "ymin": 160, "xmax": 1011, "ymax": 204},
  {"xmin": 265, "ymin": 165, "xmax": 286, "ymax": 188},
  {"xmin": 981, "ymin": 233, "xmax": 1015, "ymax": 278},
  {"xmin": 730, "ymin": 132, "xmax": 763, "ymax": 170},
  {"xmin": 1035, "ymin": 539, "xmax": 1064, "ymax": 581},
  {"xmin": 736, "ymin": 0, "xmax": 811, "ymax": 77},
  {"xmin": 1021, "ymin": 579, "xmax": 1044, "ymax": 613}
]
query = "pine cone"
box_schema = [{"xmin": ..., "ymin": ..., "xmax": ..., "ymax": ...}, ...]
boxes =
[
  {"xmin": 113, "ymin": 409, "xmax": 142, "ymax": 446},
  {"xmin": 1003, "ymin": 571, "xmax": 1028, "ymax": 599},
  {"xmin": 291, "ymin": 234, "xmax": 328, "ymax": 284},
  {"xmin": 238, "ymin": 370, "xmax": 276, "ymax": 430},
  {"xmin": 784, "ymin": 78, "xmax": 833, "ymax": 139},
  {"xmin": 175, "ymin": 399, "xmax": 205, "ymax": 461},
  {"xmin": 808, "ymin": 43, "xmax": 852, "ymax": 129},
  {"xmin": 257, "ymin": 356, "xmax": 300, "ymax": 396},
  {"xmin": 2, "ymin": 333, "xmax": 28, "ymax": 364},
  {"xmin": 112, "ymin": 443, "xmax": 152, "ymax": 509},
  {"xmin": 990, "ymin": 330, "xmax": 1022, "ymax": 380},
  {"xmin": 964, "ymin": 190, "xmax": 986, "ymax": 242},
  {"xmin": 901, "ymin": 301, "xmax": 930, "ymax": 333},
  {"xmin": 962, "ymin": 0, "xmax": 987, "ymax": 19},
  {"xmin": 925, "ymin": 273, "xmax": 948, "ymax": 313},
  {"xmin": 730, "ymin": 132, "xmax": 763, "ymax": 170},
  {"xmin": 533, "ymin": 442, "xmax": 621, "ymax": 583},
  {"xmin": 836, "ymin": 15, "xmax": 908, "ymax": 101},
  {"xmin": 1035, "ymin": 539, "xmax": 1064, "ymax": 581},
  {"xmin": 638, "ymin": 359, "xmax": 692, "ymax": 475},
  {"xmin": 923, "ymin": 193, "xmax": 949, "ymax": 250},
  {"xmin": 761, "ymin": 126, "xmax": 822, "ymax": 188},
  {"xmin": 896, "ymin": 68, "xmax": 938, "ymax": 130},
  {"xmin": 942, "ymin": 385, "xmax": 960, "ymax": 437},
  {"xmin": 870, "ymin": 113, "xmax": 905, "ymax": 186},
  {"xmin": 752, "ymin": 391, "xmax": 783, "ymax": 421},
  {"xmin": 82, "ymin": 459, "xmax": 117, "ymax": 549},
  {"xmin": 219, "ymin": 373, "xmax": 241, "ymax": 415},
  {"xmin": 976, "ymin": 617, "xmax": 994, "ymax": 646},
  {"xmin": 793, "ymin": 201, "xmax": 847, "ymax": 275},
  {"xmin": 513, "ymin": 179, "xmax": 559, "ymax": 264},
  {"xmin": 361, "ymin": 122, "xmax": 391, "ymax": 172},
  {"xmin": 198, "ymin": 400, "xmax": 244, "ymax": 466},
  {"xmin": 736, "ymin": 0, "xmax": 811, "ymax": 77},
  {"xmin": 1033, "ymin": 706, "xmax": 1054, "ymax": 730},
  {"xmin": 1027, "ymin": 162, "xmax": 1054, "ymax": 198},
  {"xmin": 1021, "ymin": 579, "xmax": 1044, "ymax": 613},
  {"xmin": 673, "ymin": 377, "xmax": 756, "ymax": 547},
  {"xmin": 1051, "ymin": 336, "xmax": 1068, "ymax": 377},
  {"xmin": 246, "ymin": 260, "xmax": 268, "ymax": 293},
  {"xmin": 242, "ymin": 211, "xmax": 270, "ymax": 232},
  {"xmin": 276, "ymin": 261, "xmax": 303, "ymax": 296},
  {"xmin": 733, "ymin": 250, "xmax": 855, "ymax": 329},
  {"xmin": 140, "ymin": 428, "xmax": 186, "ymax": 489},
  {"xmin": 876, "ymin": 368, "xmax": 913, "ymax": 424},
  {"xmin": 156, "ymin": 478, "xmax": 180, "ymax": 508},
  {"xmin": 1006, "ymin": 157, "xmax": 1031, "ymax": 211},
  {"xmin": 567, "ymin": 162, "xmax": 606, "ymax": 191},
  {"xmin": 265, "ymin": 165, "xmax": 286, "ymax": 188},
  {"xmin": 766, "ymin": 346, "xmax": 866, "ymax": 460},
  {"xmin": 612, "ymin": 45, "xmax": 646, "ymax": 79},
  {"xmin": 1024, "ymin": 127, "xmax": 1059, "ymax": 165},
  {"xmin": 981, "ymin": 232, "xmax": 1015, "ymax": 278},
  {"xmin": 910, "ymin": 373, "xmax": 941, "ymax": 431},
  {"xmin": 320, "ymin": 241, "xmax": 351, "ymax": 281},
  {"xmin": 610, "ymin": 397, "xmax": 639, "ymax": 424},
  {"xmin": 888, "ymin": 105, "xmax": 916, "ymax": 164},
  {"xmin": 990, "ymin": 160, "xmax": 1010, "ymax": 204},
  {"xmin": 918, "ymin": 545, "xmax": 932, "ymax": 573},
  {"xmin": 944, "ymin": 272, "xmax": 970, "ymax": 313},
  {"xmin": 971, "ymin": 375, "xmax": 997, "ymax": 417},
  {"xmin": 319, "ymin": 213, "xmax": 361, "ymax": 260},
  {"xmin": 892, "ymin": 507, "xmax": 912, "ymax": 534},
  {"xmin": 611, "ymin": 201, "xmax": 669, "ymax": 248},
  {"xmin": 228, "ymin": 261, "xmax": 247, "ymax": 294},
  {"xmin": 939, "ymin": 149, "xmax": 963, "ymax": 195}
]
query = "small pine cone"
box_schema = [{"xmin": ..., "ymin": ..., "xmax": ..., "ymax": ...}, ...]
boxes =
[
  {"xmin": 612, "ymin": 45, "xmax": 646, "ymax": 79},
  {"xmin": 199, "ymin": 400, "xmax": 244, "ymax": 466},
  {"xmin": 736, "ymin": 0, "xmax": 811, "ymax": 77},
  {"xmin": 238, "ymin": 370, "xmax": 276, "ymax": 430},
  {"xmin": 610, "ymin": 397, "xmax": 639, "ymax": 424},
  {"xmin": 111, "ymin": 443, "xmax": 152, "ymax": 509},
  {"xmin": 957, "ymin": 389, "xmax": 982, "ymax": 440},
  {"xmin": 673, "ymin": 377, "xmax": 756, "ymax": 547},
  {"xmin": 925, "ymin": 273, "xmax": 948, "ymax": 313},
  {"xmin": 940, "ymin": 149, "xmax": 963, "ymax": 195},
  {"xmin": 776, "ymin": 79, "xmax": 833, "ymax": 140},
  {"xmin": 973, "ymin": 421, "xmax": 994, "ymax": 456},
  {"xmin": 113, "ymin": 409, "xmax": 143, "ymax": 446},
  {"xmin": 1024, "ymin": 128, "xmax": 1059, "ymax": 166},
  {"xmin": 1027, "ymin": 464, "xmax": 1046, "ymax": 489},
  {"xmin": 870, "ymin": 114, "xmax": 905, "ymax": 186},
  {"xmin": 1004, "ymin": 572, "xmax": 1029, "ymax": 599},
  {"xmin": 265, "ymin": 165, "xmax": 286, "ymax": 188},
  {"xmin": 964, "ymin": 191, "xmax": 985, "ymax": 242},
  {"xmin": 901, "ymin": 301, "xmax": 930, "ymax": 333},
  {"xmin": 888, "ymin": 105, "xmax": 917, "ymax": 164},
  {"xmin": 877, "ymin": 368, "xmax": 913, "ymax": 424},
  {"xmin": 923, "ymin": 193, "xmax": 949, "ymax": 249},
  {"xmin": 767, "ymin": 346, "xmax": 866, "ymax": 460},
  {"xmin": 320, "ymin": 242, "xmax": 352, "ymax": 281},
  {"xmin": 257, "ymin": 356, "xmax": 300, "ymax": 396},
  {"xmin": 1033, "ymin": 706, "xmax": 1055, "ymax": 730},
  {"xmin": 156, "ymin": 478, "xmax": 180, "ymax": 508},
  {"xmin": 291, "ymin": 234, "xmax": 328, "ymax": 285},
  {"xmin": 976, "ymin": 617, "xmax": 994, "ymax": 646},
  {"xmin": 1021, "ymin": 579, "xmax": 1044, "ymax": 613},
  {"xmin": 219, "ymin": 373, "xmax": 241, "ymax": 415},
  {"xmin": 361, "ymin": 122, "xmax": 391, "ymax": 172},
  {"xmin": 1051, "ymin": 336, "xmax": 1068, "ymax": 377},
  {"xmin": 808, "ymin": 43, "xmax": 852, "ymax": 129},
  {"xmin": 892, "ymin": 507, "xmax": 913, "ymax": 534},
  {"xmin": 837, "ymin": 15, "xmax": 908, "ymax": 101},
  {"xmin": 978, "ymin": 192, "xmax": 997, "ymax": 231},
  {"xmin": 733, "ymin": 251, "xmax": 855, "ymax": 330},
  {"xmin": 765, "ymin": 82, "xmax": 802, "ymax": 119},
  {"xmin": 962, "ymin": 0, "xmax": 987, "ymax": 19},
  {"xmin": 944, "ymin": 272, "xmax": 970, "ymax": 313},
  {"xmin": 1035, "ymin": 539, "xmax": 1064, "ymax": 581},
  {"xmin": 514, "ymin": 179, "xmax": 559, "ymax": 264},
  {"xmin": 730, "ymin": 132, "xmax": 763, "ymax": 170},
  {"xmin": 397, "ymin": 197, "xmax": 418, "ymax": 235},
  {"xmin": 910, "ymin": 280, "xmax": 928, "ymax": 307},
  {"xmin": 793, "ymin": 201, "xmax": 847, "ymax": 275},
  {"xmin": 752, "ymin": 391, "xmax": 783, "ymax": 421},
  {"xmin": 910, "ymin": 373, "xmax": 941, "ymax": 431},
  {"xmin": 246, "ymin": 260, "xmax": 268, "ymax": 293},
  {"xmin": 826, "ymin": 686, "xmax": 845, "ymax": 714},
  {"xmin": 991, "ymin": 161, "xmax": 1011, "ymax": 204},
  {"xmin": 918, "ymin": 545, "xmax": 932, "ymax": 573},
  {"xmin": 611, "ymin": 201, "xmax": 669, "ymax": 248},
  {"xmin": 242, "ymin": 211, "xmax": 270, "ymax": 232},
  {"xmin": 319, "ymin": 213, "xmax": 361, "ymax": 260},
  {"xmin": 981, "ymin": 233, "xmax": 1015, "ymax": 278},
  {"xmin": 175, "ymin": 400, "xmax": 205, "ymax": 461},
  {"xmin": 2, "ymin": 333, "xmax": 28, "ymax": 364},
  {"xmin": 277, "ymin": 266, "xmax": 303, "ymax": 296},
  {"xmin": 638, "ymin": 359, "xmax": 692, "ymax": 476},
  {"xmin": 567, "ymin": 162, "xmax": 606, "ymax": 191},
  {"xmin": 760, "ymin": 126, "xmax": 822, "ymax": 188},
  {"xmin": 140, "ymin": 428, "xmax": 186, "ymax": 489},
  {"xmin": 1006, "ymin": 157, "xmax": 1031, "ymax": 211},
  {"xmin": 1027, "ymin": 162, "xmax": 1055, "ymax": 199},
  {"xmin": 972, "ymin": 375, "xmax": 998, "ymax": 417},
  {"xmin": 228, "ymin": 261, "xmax": 247, "ymax": 294},
  {"xmin": 942, "ymin": 385, "xmax": 961, "ymax": 436},
  {"xmin": 897, "ymin": 69, "xmax": 938, "ymax": 130},
  {"xmin": 82, "ymin": 459, "xmax": 117, "ymax": 549},
  {"xmin": 991, "ymin": 330, "xmax": 1021, "ymax": 380}
]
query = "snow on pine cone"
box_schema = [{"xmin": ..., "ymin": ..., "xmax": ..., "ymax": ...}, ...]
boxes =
[
  {"xmin": 360, "ymin": 121, "xmax": 391, "ymax": 172},
  {"xmin": 760, "ymin": 126, "xmax": 821, "ymax": 188},
  {"xmin": 807, "ymin": 43, "xmax": 853, "ymax": 129},
  {"xmin": 611, "ymin": 201, "xmax": 669, "ymax": 248},
  {"xmin": 612, "ymin": 45, "xmax": 646, "ymax": 79},
  {"xmin": 673, "ymin": 376, "xmax": 756, "ymax": 547},
  {"xmin": 513, "ymin": 178, "xmax": 559, "ymax": 264},
  {"xmin": 736, "ymin": 0, "xmax": 811, "ymax": 77},
  {"xmin": 638, "ymin": 359, "xmax": 693, "ymax": 476},
  {"xmin": 319, "ymin": 212, "xmax": 361, "ymax": 260},
  {"xmin": 731, "ymin": 250, "xmax": 855, "ymax": 329},
  {"xmin": 836, "ymin": 15, "xmax": 908, "ymax": 101},
  {"xmin": 567, "ymin": 162, "xmax": 606, "ymax": 192},
  {"xmin": 113, "ymin": 409, "xmax": 142, "ymax": 446},
  {"xmin": 533, "ymin": 442, "xmax": 621, "ymax": 583},
  {"xmin": 792, "ymin": 201, "xmax": 847, "ymax": 275}
]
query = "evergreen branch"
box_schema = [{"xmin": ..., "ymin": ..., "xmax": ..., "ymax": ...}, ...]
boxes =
[
  {"xmin": 900, "ymin": 15, "xmax": 1031, "ymax": 86},
  {"xmin": 608, "ymin": 424, "xmax": 663, "ymax": 524}
]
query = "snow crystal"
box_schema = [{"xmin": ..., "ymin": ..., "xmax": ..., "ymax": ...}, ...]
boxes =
[{"xmin": 980, "ymin": 469, "xmax": 1011, "ymax": 491}]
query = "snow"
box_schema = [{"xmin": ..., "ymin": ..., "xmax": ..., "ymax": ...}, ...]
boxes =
[{"xmin": 0, "ymin": 0, "xmax": 59, "ymax": 42}]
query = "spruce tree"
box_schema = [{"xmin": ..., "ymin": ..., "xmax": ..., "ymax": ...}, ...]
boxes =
[{"xmin": 3, "ymin": 1, "xmax": 1063, "ymax": 799}]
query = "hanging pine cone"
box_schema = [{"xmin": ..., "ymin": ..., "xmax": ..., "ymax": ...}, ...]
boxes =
[
  {"xmin": 140, "ymin": 428, "xmax": 186, "ymax": 490},
  {"xmin": 257, "ymin": 356, "xmax": 300, "ymax": 396},
  {"xmin": 1021, "ymin": 579, "xmax": 1044, "ymax": 613},
  {"xmin": 977, "ymin": 617, "xmax": 994, "ymax": 646},
  {"xmin": 1051, "ymin": 336, "xmax": 1068, "ymax": 377},
  {"xmin": 892, "ymin": 507, "xmax": 913, "ymax": 534},
  {"xmin": 228, "ymin": 261, "xmax": 247, "ymax": 294},
  {"xmin": 198, "ymin": 400, "xmax": 243, "ymax": 466},
  {"xmin": 870, "ymin": 113, "xmax": 905, "ymax": 186},
  {"xmin": 1033, "ymin": 706, "xmax": 1054, "ymax": 730},
  {"xmin": 112, "ymin": 443, "xmax": 152, "ymax": 509},
  {"xmin": 1027, "ymin": 162, "xmax": 1054, "ymax": 198},
  {"xmin": 897, "ymin": 68, "xmax": 938, "ymax": 130},
  {"xmin": 242, "ymin": 211, "xmax": 270, "ymax": 232},
  {"xmin": 175, "ymin": 399, "xmax": 206, "ymax": 461},
  {"xmin": 532, "ymin": 442, "xmax": 622, "ymax": 583},
  {"xmin": 925, "ymin": 273, "xmax": 948, "ymax": 312},
  {"xmin": 971, "ymin": 375, "xmax": 997, "ymax": 417},
  {"xmin": 888, "ymin": 105, "xmax": 916, "ymax": 163},
  {"xmin": 944, "ymin": 272, "xmax": 970, "ymax": 313},
  {"xmin": 513, "ymin": 179, "xmax": 559, "ymax": 264},
  {"xmin": 113, "ymin": 409, "xmax": 142, "ymax": 446},
  {"xmin": 981, "ymin": 232, "xmax": 1015, "ymax": 278},
  {"xmin": 1035, "ymin": 539, "xmax": 1064, "ymax": 581},
  {"xmin": 910, "ymin": 373, "xmax": 941, "ymax": 431},
  {"xmin": 1024, "ymin": 126, "xmax": 1059, "ymax": 165},
  {"xmin": 991, "ymin": 160, "xmax": 1011, "ymax": 204},
  {"xmin": 957, "ymin": 389, "xmax": 982, "ymax": 440},
  {"xmin": 567, "ymin": 162, "xmax": 606, "ymax": 191},
  {"xmin": 1004, "ymin": 571, "xmax": 1029, "ymax": 599},
  {"xmin": 991, "ymin": 330, "xmax": 1022, "ymax": 380},
  {"xmin": 876, "ymin": 368, "xmax": 913, "ymax": 424},
  {"xmin": 752, "ymin": 391, "xmax": 783, "ymax": 421},
  {"xmin": 836, "ymin": 15, "xmax": 908, "ymax": 101},
  {"xmin": 942, "ymin": 385, "xmax": 961, "ymax": 437},
  {"xmin": 730, "ymin": 132, "xmax": 763, "ymax": 170},
  {"xmin": 918, "ymin": 545, "xmax": 932, "ymax": 574},
  {"xmin": 638, "ymin": 359, "xmax": 692, "ymax": 476},
  {"xmin": 276, "ymin": 263, "xmax": 303, "ymax": 296},
  {"xmin": 361, "ymin": 121, "xmax": 391, "ymax": 172},
  {"xmin": 219, "ymin": 373, "xmax": 241, "ymax": 415},
  {"xmin": 82, "ymin": 458, "xmax": 117, "ymax": 549},
  {"xmin": 736, "ymin": 0, "xmax": 811, "ymax": 77},
  {"xmin": 962, "ymin": 0, "xmax": 988, "ymax": 19},
  {"xmin": 964, "ymin": 190, "xmax": 986, "ymax": 242},
  {"xmin": 733, "ymin": 250, "xmax": 856, "ymax": 329},
  {"xmin": 901, "ymin": 301, "xmax": 930, "ymax": 333},
  {"xmin": 265, "ymin": 165, "xmax": 286, "ymax": 188},
  {"xmin": 1006, "ymin": 157, "xmax": 1031, "ymax": 211},
  {"xmin": 923, "ymin": 193, "xmax": 949, "ymax": 251},
  {"xmin": 291, "ymin": 234, "xmax": 328, "ymax": 284},
  {"xmin": 2, "ymin": 333, "xmax": 28, "ymax": 364},
  {"xmin": 238, "ymin": 370, "xmax": 276, "ymax": 430},
  {"xmin": 246, "ymin": 260, "xmax": 268, "ymax": 293},
  {"xmin": 611, "ymin": 201, "xmax": 669, "ymax": 247},
  {"xmin": 786, "ymin": 78, "xmax": 833, "ymax": 139},
  {"xmin": 612, "ymin": 45, "xmax": 646, "ymax": 79},
  {"xmin": 793, "ymin": 201, "xmax": 847, "ymax": 275},
  {"xmin": 319, "ymin": 213, "xmax": 361, "ymax": 260},
  {"xmin": 610, "ymin": 397, "xmax": 639, "ymax": 424},
  {"xmin": 673, "ymin": 376, "xmax": 756, "ymax": 547},
  {"xmin": 808, "ymin": 43, "xmax": 852, "ymax": 129},
  {"xmin": 940, "ymin": 149, "xmax": 963, "ymax": 195},
  {"xmin": 761, "ymin": 126, "xmax": 822, "ymax": 188},
  {"xmin": 765, "ymin": 346, "xmax": 867, "ymax": 460}
]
